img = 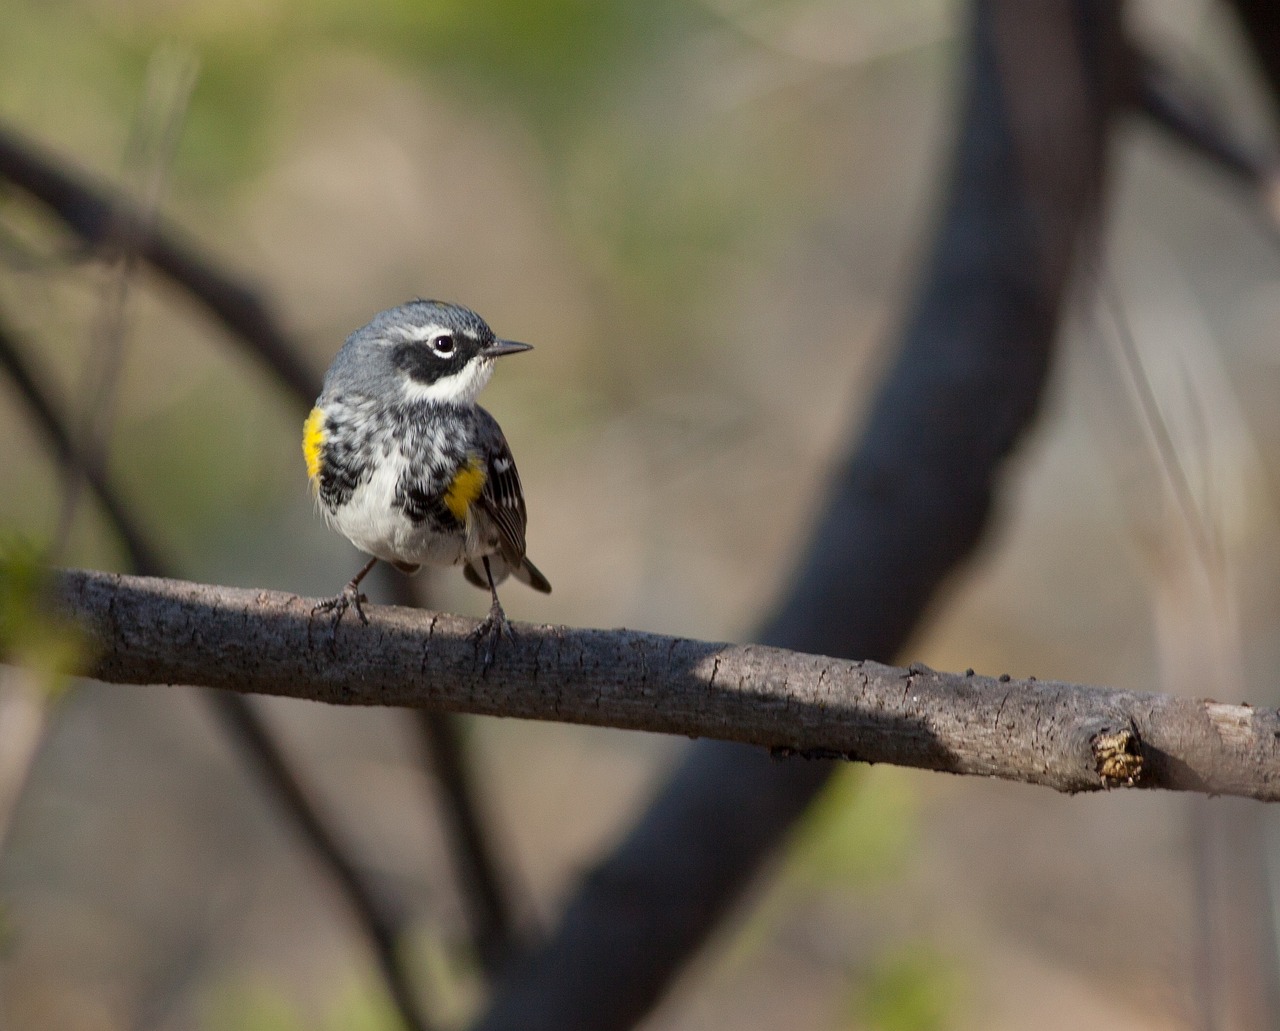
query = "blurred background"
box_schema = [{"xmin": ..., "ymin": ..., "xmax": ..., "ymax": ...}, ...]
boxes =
[{"xmin": 2, "ymin": 0, "xmax": 1280, "ymax": 1028}]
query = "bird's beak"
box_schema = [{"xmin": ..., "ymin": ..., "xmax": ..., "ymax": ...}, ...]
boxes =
[{"xmin": 483, "ymin": 339, "xmax": 534, "ymax": 358}]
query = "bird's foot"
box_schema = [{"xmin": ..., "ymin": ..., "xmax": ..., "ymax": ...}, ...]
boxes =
[
  {"xmin": 471, "ymin": 598, "xmax": 514, "ymax": 670},
  {"xmin": 312, "ymin": 581, "xmax": 370, "ymax": 646}
]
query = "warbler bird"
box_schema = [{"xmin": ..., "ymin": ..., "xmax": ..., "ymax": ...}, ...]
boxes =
[{"xmin": 304, "ymin": 299, "xmax": 550, "ymax": 656}]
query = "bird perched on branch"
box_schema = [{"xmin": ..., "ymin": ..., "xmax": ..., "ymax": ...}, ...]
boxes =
[{"xmin": 303, "ymin": 300, "xmax": 550, "ymax": 658}]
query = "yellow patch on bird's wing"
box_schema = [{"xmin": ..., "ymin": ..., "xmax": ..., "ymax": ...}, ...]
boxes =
[
  {"xmin": 302, "ymin": 407, "xmax": 326, "ymax": 483},
  {"xmin": 444, "ymin": 456, "xmax": 486, "ymax": 521}
]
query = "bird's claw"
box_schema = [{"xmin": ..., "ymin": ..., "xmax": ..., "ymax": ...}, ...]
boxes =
[
  {"xmin": 312, "ymin": 583, "xmax": 369, "ymax": 646},
  {"xmin": 471, "ymin": 602, "xmax": 514, "ymax": 670}
]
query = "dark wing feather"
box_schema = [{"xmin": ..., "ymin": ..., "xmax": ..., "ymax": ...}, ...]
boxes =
[{"xmin": 478, "ymin": 428, "xmax": 529, "ymax": 566}]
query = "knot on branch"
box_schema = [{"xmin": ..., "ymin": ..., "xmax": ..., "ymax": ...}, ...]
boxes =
[{"xmin": 1093, "ymin": 725, "xmax": 1143, "ymax": 786}]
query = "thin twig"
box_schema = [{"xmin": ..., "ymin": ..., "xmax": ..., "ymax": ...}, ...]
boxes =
[
  {"xmin": 1086, "ymin": 264, "xmax": 1280, "ymax": 1031},
  {"xmin": 54, "ymin": 48, "xmax": 199, "ymax": 556},
  {"xmin": 0, "ymin": 122, "xmax": 320, "ymax": 402},
  {"xmin": 414, "ymin": 710, "xmax": 516, "ymax": 974},
  {"xmin": 209, "ymin": 694, "xmax": 429, "ymax": 1030},
  {"xmin": 384, "ymin": 571, "xmax": 520, "ymax": 975}
]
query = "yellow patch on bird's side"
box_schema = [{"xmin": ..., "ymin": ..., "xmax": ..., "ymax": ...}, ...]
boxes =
[
  {"xmin": 302, "ymin": 407, "xmax": 326, "ymax": 484},
  {"xmin": 445, "ymin": 457, "xmax": 486, "ymax": 521}
]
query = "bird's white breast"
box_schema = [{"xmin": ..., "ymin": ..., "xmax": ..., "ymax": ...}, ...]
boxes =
[{"xmin": 323, "ymin": 448, "xmax": 468, "ymax": 568}]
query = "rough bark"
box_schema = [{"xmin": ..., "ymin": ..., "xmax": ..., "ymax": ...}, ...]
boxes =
[{"xmin": 34, "ymin": 567, "xmax": 1280, "ymax": 802}]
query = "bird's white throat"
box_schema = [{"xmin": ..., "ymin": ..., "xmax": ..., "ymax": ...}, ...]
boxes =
[{"xmin": 401, "ymin": 358, "xmax": 494, "ymax": 405}]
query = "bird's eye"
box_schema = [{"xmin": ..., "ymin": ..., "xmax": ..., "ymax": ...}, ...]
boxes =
[{"xmin": 432, "ymin": 334, "xmax": 456, "ymax": 357}]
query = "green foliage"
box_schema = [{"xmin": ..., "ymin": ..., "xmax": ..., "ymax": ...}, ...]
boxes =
[
  {"xmin": 0, "ymin": 538, "xmax": 88, "ymax": 698},
  {"xmin": 401, "ymin": 924, "xmax": 484, "ymax": 1027},
  {"xmin": 720, "ymin": 767, "xmax": 921, "ymax": 976},
  {"xmin": 849, "ymin": 944, "xmax": 962, "ymax": 1031},
  {"xmin": 0, "ymin": 899, "xmax": 13, "ymax": 959},
  {"xmin": 566, "ymin": 130, "xmax": 768, "ymax": 311},
  {"xmin": 3, "ymin": 0, "xmax": 698, "ymax": 197},
  {"xmin": 204, "ymin": 973, "xmax": 405, "ymax": 1031},
  {"xmin": 786, "ymin": 766, "xmax": 918, "ymax": 888},
  {"xmin": 780, "ymin": 771, "xmax": 963, "ymax": 1030},
  {"xmin": 176, "ymin": 43, "xmax": 290, "ymax": 189},
  {"xmin": 307, "ymin": 0, "xmax": 683, "ymax": 126},
  {"xmin": 324, "ymin": 978, "xmax": 407, "ymax": 1031},
  {"xmin": 103, "ymin": 370, "xmax": 299, "ymax": 570},
  {"xmin": 203, "ymin": 980, "xmax": 304, "ymax": 1031},
  {"xmin": 201, "ymin": 920, "xmax": 491, "ymax": 1031}
]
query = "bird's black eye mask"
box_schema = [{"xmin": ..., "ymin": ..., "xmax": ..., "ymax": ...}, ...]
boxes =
[{"xmin": 390, "ymin": 338, "xmax": 472, "ymax": 383}]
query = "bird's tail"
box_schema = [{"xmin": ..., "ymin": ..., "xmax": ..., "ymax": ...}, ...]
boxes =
[
  {"xmin": 514, "ymin": 555, "xmax": 552, "ymax": 594},
  {"xmin": 463, "ymin": 555, "xmax": 552, "ymax": 594}
]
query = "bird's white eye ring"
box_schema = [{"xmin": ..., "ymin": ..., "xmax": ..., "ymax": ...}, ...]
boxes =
[{"xmin": 432, "ymin": 334, "xmax": 456, "ymax": 357}]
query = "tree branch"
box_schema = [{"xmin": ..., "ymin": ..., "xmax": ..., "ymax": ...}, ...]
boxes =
[
  {"xmin": 1137, "ymin": 50, "xmax": 1276, "ymax": 188},
  {"xmin": 1224, "ymin": 0, "xmax": 1280, "ymax": 114},
  {"xmin": 208, "ymin": 694, "xmax": 431, "ymax": 1031},
  {"xmin": 0, "ymin": 123, "xmax": 320, "ymax": 402},
  {"xmin": 386, "ymin": 572, "xmax": 522, "ymax": 976},
  {"xmin": 0, "ymin": 315, "xmax": 164, "ymax": 574},
  {"xmin": 414, "ymin": 708, "xmax": 518, "ymax": 973},
  {"xmin": 34, "ymin": 567, "xmax": 1280, "ymax": 803}
]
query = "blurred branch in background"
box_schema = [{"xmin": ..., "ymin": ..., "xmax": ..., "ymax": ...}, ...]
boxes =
[
  {"xmin": 383, "ymin": 571, "xmax": 523, "ymax": 977},
  {"xmin": 10, "ymin": 60, "xmax": 193, "ymax": 927},
  {"xmin": 413, "ymin": 709, "xmax": 519, "ymax": 974},
  {"xmin": 5, "ymin": 0, "xmax": 1280, "ymax": 1026},
  {"xmin": 209, "ymin": 690, "xmax": 434, "ymax": 1031},
  {"xmin": 1086, "ymin": 264, "xmax": 1280, "ymax": 1028},
  {"xmin": 1225, "ymin": 0, "xmax": 1280, "ymax": 113},
  {"xmin": 52, "ymin": 46, "xmax": 197, "ymax": 559},
  {"xmin": 0, "ymin": 123, "xmax": 317, "ymax": 403},
  {"xmin": 43, "ymin": 565, "xmax": 1280, "ymax": 802},
  {"xmin": 0, "ymin": 320, "xmax": 162, "ymax": 573},
  {"xmin": 469, "ymin": 1, "xmax": 1125, "ymax": 1027},
  {"xmin": 1115, "ymin": 3, "xmax": 1280, "ymax": 1026},
  {"xmin": 1137, "ymin": 50, "xmax": 1280, "ymax": 237},
  {"xmin": 1221, "ymin": 1, "xmax": 1280, "ymax": 243}
]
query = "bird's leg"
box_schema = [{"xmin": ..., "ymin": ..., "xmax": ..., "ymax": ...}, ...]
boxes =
[
  {"xmin": 314, "ymin": 556, "xmax": 378, "ymax": 635},
  {"xmin": 472, "ymin": 555, "xmax": 513, "ymax": 668}
]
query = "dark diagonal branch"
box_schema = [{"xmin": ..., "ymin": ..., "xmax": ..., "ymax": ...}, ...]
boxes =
[
  {"xmin": 1136, "ymin": 49, "xmax": 1280, "ymax": 225},
  {"xmin": 209, "ymin": 695, "xmax": 428, "ymax": 1030},
  {"xmin": 469, "ymin": 4, "xmax": 1125, "ymax": 1029},
  {"xmin": 1225, "ymin": 1, "xmax": 1280, "ymax": 113},
  {"xmin": 0, "ymin": 318, "xmax": 163, "ymax": 574},
  {"xmin": 36, "ymin": 567, "xmax": 1280, "ymax": 802}
]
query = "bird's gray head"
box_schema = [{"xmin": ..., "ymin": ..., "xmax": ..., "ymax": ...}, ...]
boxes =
[{"xmin": 324, "ymin": 299, "xmax": 532, "ymax": 405}]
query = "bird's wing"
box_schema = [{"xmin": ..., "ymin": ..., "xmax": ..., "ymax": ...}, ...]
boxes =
[{"xmin": 477, "ymin": 425, "xmax": 529, "ymax": 566}]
